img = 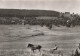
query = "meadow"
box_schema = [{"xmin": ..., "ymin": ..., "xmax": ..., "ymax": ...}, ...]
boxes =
[{"xmin": 0, "ymin": 25, "xmax": 80, "ymax": 56}]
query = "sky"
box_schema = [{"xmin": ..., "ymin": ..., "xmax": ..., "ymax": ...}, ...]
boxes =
[{"xmin": 0, "ymin": 0, "xmax": 80, "ymax": 14}]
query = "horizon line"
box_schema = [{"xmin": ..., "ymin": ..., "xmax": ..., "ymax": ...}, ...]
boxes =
[{"xmin": 0, "ymin": 8, "xmax": 78, "ymax": 14}]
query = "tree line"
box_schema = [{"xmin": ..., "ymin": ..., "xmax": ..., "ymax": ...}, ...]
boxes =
[
  {"xmin": 0, "ymin": 14, "xmax": 80, "ymax": 29},
  {"xmin": 0, "ymin": 9, "xmax": 80, "ymax": 29}
]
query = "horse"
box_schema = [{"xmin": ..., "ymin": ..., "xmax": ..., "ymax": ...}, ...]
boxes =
[{"xmin": 27, "ymin": 43, "xmax": 42, "ymax": 52}]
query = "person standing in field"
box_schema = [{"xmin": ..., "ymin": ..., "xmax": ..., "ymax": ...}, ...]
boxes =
[{"xmin": 74, "ymin": 43, "xmax": 80, "ymax": 56}]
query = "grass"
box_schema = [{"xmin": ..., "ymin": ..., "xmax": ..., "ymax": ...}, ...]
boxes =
[{"xmin": 0, "ymin": 25, "xmax": 80, "ymax": 56}]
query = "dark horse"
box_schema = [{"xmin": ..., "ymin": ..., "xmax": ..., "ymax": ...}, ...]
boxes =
[{"xmin": 27, "ymin": 43, "xmax": 42, "ymax": 52}]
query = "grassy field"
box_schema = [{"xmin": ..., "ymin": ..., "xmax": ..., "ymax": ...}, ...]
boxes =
[{"xmin": 0, "ymin": 25, "xmax": 80, "ymax": 56}]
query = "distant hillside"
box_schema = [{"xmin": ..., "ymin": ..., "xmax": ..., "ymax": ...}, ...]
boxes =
[
  {"xmin": 0, "ymin": 9, "xmax": 60, "ymax": 17},
  {"xmin": 0, "ymin": 9, "xmax": 80, "ymax": 27}
]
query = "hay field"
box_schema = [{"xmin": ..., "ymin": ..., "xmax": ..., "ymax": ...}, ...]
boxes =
[{"xmin": 0, "ymin": 25, "xmax": 80, "ymax": 56}]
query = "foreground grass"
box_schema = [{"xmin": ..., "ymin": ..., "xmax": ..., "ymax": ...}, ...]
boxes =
[
  {"xmin": 0, "ymin": 25, "xmax": 80, "ymax": 56},
  {"xmin": 0, "ymin": 49, "xmax": 64, "ymax": 56},
  {"xmin": 0, "ymin": 49, "xmax": 28, "ymax": 56}
]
